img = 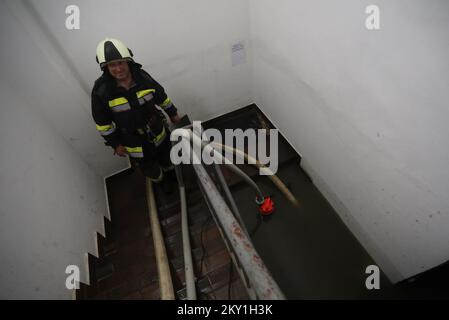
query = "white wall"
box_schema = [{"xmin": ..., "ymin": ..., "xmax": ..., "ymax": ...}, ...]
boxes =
[
  {"xmin": 0, "ymin": 76, "xmax": 108, "ymax": 299},
  {"xmin": 0, "ymin": 1, "xmax": 113, "ymax": 299},
  {"xmin": 8, "ymin": 0, "xmax": 447, "ymax": 298},
  {"xmin": 0, "ymin": 0, "xmax": 252, "ymax": 299},
  {"xmin": 249, "ymin": 0, "xmax": 449, "ymax": 282},
  {"xmin": 4, "ymin": 0, "xmax": 252, "ymax": 177},
  {"xmin": 29, "ymin": 0, "xmax": 252, "ymax": 125},
  {"xmin": 3, "ymin": 0, "xmax": 129, "ymax": 177}
]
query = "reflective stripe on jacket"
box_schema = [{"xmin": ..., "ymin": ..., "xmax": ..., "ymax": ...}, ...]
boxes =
[{"xmin": 91, "ymin": 63, "xmax": 177, "ymax": 153}]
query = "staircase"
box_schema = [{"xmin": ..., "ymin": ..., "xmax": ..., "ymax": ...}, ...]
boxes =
[
  {"xmin": 76, "ymin": 105, "xmax": 298, "ymax": 300},
  {"xmin": 76, "ymin": 105, "xmax": 449, "ymax": 300},
  {"xmin": 76, "ymin": 162, "xmax": 250, "ymax": 300}
]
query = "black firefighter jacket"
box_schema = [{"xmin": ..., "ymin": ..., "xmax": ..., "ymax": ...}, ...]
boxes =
[{"xmin": 91, "ymin": 63, "xmax": 178, "ymax": 158}]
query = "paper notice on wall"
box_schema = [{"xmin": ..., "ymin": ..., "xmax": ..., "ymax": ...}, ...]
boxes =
[{"xmin": 231, "ymin": 41, "xmax": 246, "ymax": 66}]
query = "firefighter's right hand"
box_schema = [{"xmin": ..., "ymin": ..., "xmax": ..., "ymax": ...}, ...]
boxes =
[{"xmin": 114, "ymin": 145, "xmax": 128, "ymax": 157}]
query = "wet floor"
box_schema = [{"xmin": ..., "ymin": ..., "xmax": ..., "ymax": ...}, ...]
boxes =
[
  {"xmin": 230, "ymin": 160, "xmax": 390, "ymax": 299},
  {"xmin": 205, "ymin": 105, "xmax": 449, "ymax": 299},
  {"xmin": 204, "ymin": 105, "xmax": 392, "ymax": 299}
]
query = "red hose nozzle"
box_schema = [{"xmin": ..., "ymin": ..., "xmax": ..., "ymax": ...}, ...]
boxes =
[{"xmin": 259, "ymin": 197, "xmax": 274, "ymax": 216}]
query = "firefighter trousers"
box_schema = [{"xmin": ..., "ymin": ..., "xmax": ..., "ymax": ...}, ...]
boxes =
[{"xmin": 132, "ymin": 130, "xmax": 174, "ymax": 183}]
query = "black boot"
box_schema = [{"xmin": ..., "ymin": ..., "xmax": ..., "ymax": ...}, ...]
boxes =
[
  {"xmin": 165, "ymin": 169, "xmax": 178, "ymax": 183},
  {"xmin": 160, "ymin": 175, "xmax": 174, "ymax": 194}
]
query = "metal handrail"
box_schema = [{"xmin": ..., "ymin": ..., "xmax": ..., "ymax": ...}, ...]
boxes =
[
  {"xmin": 176, "ymin": 133, "xmax": 285, "ymax": 300},
  {"xmin": 172, "ymin": 130, "xmax": 197, "ymax": 300}
]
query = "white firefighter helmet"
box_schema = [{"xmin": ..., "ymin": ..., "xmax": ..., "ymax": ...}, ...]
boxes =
[{"xmin": 96, "ymin": 38, "xmax": 134, "ymax": 69}]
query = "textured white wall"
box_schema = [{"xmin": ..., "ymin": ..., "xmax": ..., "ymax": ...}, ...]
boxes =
[{"xmin": 249, "ymin": 0, "xmax": 449, "ymax": 282}]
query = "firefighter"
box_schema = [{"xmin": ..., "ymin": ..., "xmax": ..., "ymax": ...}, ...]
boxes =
[{"xmin": 91, "ymin": 38, "xmax": 181, "ymax": 193}]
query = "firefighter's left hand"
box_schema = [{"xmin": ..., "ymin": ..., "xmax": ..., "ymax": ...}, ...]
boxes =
[{"xmin": 170, "ymin": 114, "xmax": 181, "ymax": 124}]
